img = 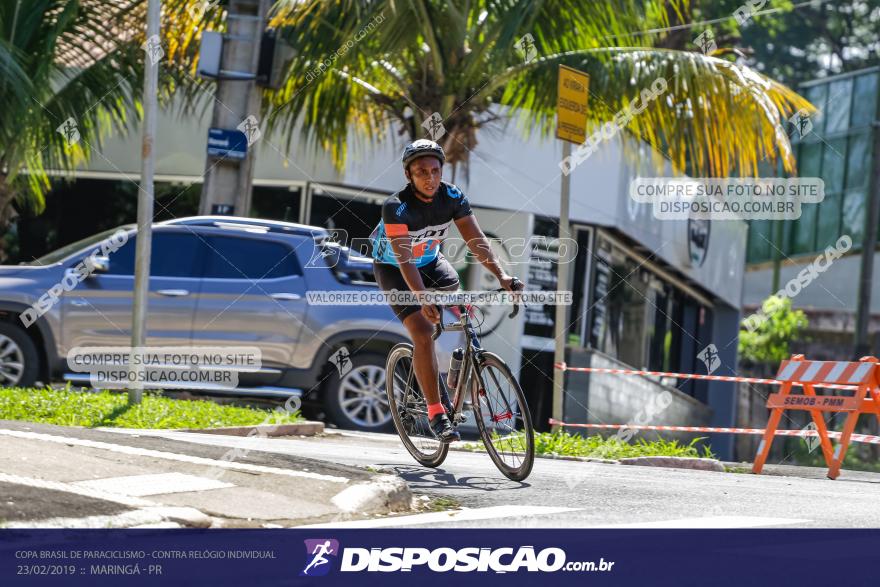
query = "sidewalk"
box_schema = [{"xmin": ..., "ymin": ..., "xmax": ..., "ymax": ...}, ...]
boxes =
[{"xmin": 0, "ymin": 420, "xmax": 412, "ymax": 528}]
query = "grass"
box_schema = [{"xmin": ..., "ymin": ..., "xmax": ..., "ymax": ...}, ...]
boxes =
[
  {"xmin": 0, "ymin": 384, "xmax": 302, "ymax": 430},
  {"xmin": 724, "ymin": 466, "xmax": 753, "ymax": 474},
  {"xmin": 426, "ymin": 497, "xmax": 461, "ymax": 512},
  {"xmin": 463, "ymin": 430, "xmax": 716, "ymax": 460}
]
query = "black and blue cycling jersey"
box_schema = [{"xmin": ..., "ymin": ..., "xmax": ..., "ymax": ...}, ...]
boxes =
[{"xmin": 370, "ymin": 182, "xmax": 473, "ymax": 267}]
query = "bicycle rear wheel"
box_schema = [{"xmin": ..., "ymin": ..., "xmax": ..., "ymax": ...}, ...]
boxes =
[
  {"xmin": 471, "ymin": 352, "xmax": 535, "ymax": 481},
  {"xmin": 385, "ymin": 343, "xmax": 449, "ymax": 468}
]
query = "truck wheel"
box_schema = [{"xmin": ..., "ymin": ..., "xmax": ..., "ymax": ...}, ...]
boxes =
[
  {"xmin": 323, "ymin": 351, "xmax": 394, "ymax": 432},
  {"xmin": 0, "ymin": 322, "xmax": 40, "ymax": 388}
]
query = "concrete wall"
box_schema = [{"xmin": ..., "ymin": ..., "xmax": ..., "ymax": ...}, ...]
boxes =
[
  {"xmin": 562, "ymin": 347, "xmax": 714, "ymax": 445},
  {"xmin": 744, "ymin": 252, "xmax": 876, "ymax": 313},
  {"xmin": 74, "ymin": 94, "xmax": 342, "ymax": 184}
]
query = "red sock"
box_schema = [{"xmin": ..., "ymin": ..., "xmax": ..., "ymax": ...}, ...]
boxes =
[{"xmin": 427, "ymin": 402, "xmax": 446, "ymax": 419}]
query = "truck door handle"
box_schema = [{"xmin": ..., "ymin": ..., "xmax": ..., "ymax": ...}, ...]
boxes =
[
  {"xmin": 270, "ymin": 293, "xmax": 301, "ymax": 301},
  {"xmin": 156, "ymin": 289, "xmax": 189, "ymax": 297}
]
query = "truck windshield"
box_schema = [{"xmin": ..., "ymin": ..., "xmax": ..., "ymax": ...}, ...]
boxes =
[{"xmin": 21, "ymin": 225, "xmax": 135, "ymax": 266}]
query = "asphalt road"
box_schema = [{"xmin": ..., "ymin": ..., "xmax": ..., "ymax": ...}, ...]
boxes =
[{"xmin": 99, "ymin": 427, "xmax": 880, "ymax": 529}]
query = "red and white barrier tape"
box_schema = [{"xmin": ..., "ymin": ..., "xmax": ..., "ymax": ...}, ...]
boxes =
[
  {"xmin": 553, "ymin": 362, "xmax": 858, "ymax": 391},
  {"xmin": 548, "ymin": 419, "xmax": 880, "ymax": 445}
]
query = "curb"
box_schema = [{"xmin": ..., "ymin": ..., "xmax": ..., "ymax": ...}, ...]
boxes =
[
  {"xmin": 618, "ymin": 456, "xmax": 725, "ymax": 472},
  {"xmin": 520, "ymin": 452, "xmax": 621, "ymax": 465},
  {"xmin": 452, "ymin": 445, "xmax": 725, "ymax": 471},
  {"xmin": 331, "ymin": 475, "xmax": 413, "ymax": 515},
  {"xmin": 181, "ymin": 421, "xmax": 324, "ymax": 437},
  {"xmin": 6, "ymin": 506, "xmax": 212, "ymax": 529}
]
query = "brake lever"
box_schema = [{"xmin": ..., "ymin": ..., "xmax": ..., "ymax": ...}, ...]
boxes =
[{"xmin": 504, "ymin": 277, "xmax": 525, "ymax": 319}]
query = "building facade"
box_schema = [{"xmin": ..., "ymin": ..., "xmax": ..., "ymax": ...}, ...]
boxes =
[{"xmin": 744, "ymin": 66, "xmax": 880, "ymax": 359}]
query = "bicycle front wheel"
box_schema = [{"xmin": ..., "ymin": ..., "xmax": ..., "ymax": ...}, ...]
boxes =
[
  {"xmin": 385, "ymin": 343, "xmax": 449, "ymax": 468},
  {"xmin": 471, "ymin": 352, "xmax": 535, "ymax": 481}
]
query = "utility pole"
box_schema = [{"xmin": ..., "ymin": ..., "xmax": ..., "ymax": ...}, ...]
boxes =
[
  {"xmin": 854, "ymin": 120, "xmax": 880, "ymax": 359},
  {"xmin": 199, "ymin": 0, "xmax": 271, "ymax": 216},
  {"xmin": 552, "ymin": 65, "xmax": 589, "ymax": 430},
  {"xmin": 130, "ymin": 0, "xmax": 161, "ymax": 405},
  {"xmin": 552, "ymin": 140, "xmax": 573, "ymax": 429}
]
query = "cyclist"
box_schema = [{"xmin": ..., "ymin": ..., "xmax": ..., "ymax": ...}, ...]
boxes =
[{"xmin": 370, "ymin": 139, "xmax": 523, "ymax": 443}]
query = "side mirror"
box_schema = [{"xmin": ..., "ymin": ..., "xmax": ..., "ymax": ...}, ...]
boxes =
[{"xmin": 89, "ymin": 256, "xmax": 110, "ymax": 274}]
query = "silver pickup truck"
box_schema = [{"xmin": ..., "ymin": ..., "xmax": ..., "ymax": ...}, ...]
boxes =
[{"xmin": 0, "ymin": 216, "xmax": 461, "ymax": 431}]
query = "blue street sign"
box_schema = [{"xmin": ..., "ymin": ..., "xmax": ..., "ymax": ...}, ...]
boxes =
[{"xmin": 207, "ymin": 127, "xmax": 248, "ymax": 160}]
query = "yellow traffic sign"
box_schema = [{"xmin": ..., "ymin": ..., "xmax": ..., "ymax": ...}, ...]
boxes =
[{"xmin": 556, "ymin": 65, "xmax": 589, "ymax": 144}]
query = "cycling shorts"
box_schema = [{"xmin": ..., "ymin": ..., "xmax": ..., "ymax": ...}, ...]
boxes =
[{"xmin": 373, "ymin": 255, "xmax": 460, "ymax": 322}]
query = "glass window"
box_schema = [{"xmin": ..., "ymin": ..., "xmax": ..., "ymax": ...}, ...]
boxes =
[
  {"xmin": 647, "ymin": 280, "xmax": 674, "ymax": 372},
  {"xmin": 804, "ymin": 84, "xmax": 828, "ymax": 135},
  {"xmin": 591, "ymin": 246, "xmax": 656, "ymax": 369},
  {"xmin": 107, "ymin": 239, "xmax": 135, "ymax": 274},
  {"xmin": 780, "ymin": 219, "xmax": 795, "ymax": 257},
  {"xmin": 617, "ymin": 262, "xmax": 650, "ymax": 369},
  {"xmin": 842, "ymin": 189, "xmax": 866, "ymax": 247},
  {"xmin": 846, "ymin": 133, "xmax": 872, "ymax": 190},
  {"xmin": 746, "ymin": 220, "xmax": 772, "ymax": 263},
  {"xmin": 29, "ymin": 226, "xmax": 134, "ymax": 266},
  {"xmin": 820, "ymin": 139, "xmax": 847, "ymax": 194},
  {"xmin": 106, "ymin": 232, "xmax": 203, "ymax": 277},
  {"xmin": 204, "ymin": 236, "xmax": 301, "ymax": 279},
  {"xmin": 815, "ymin": 193, "xmax": 841, "ymax": 250},
  {"xmin": 791, "ymin": 203, "xmax": 817, "ymax": 254},
  {"xmin": 797, "ymin": 142, "xmax": 822, "ymax": 177},
  {"xmin": 825, "ymin": 78, "xmax": 853, "ymax": 135},
  {"xmin": 851, "ymin": 73, "xmax": 879, "ymax": 128},
  {"xmin": 759, "ymin": 220, "xmax": 788, "ymax": 261}
]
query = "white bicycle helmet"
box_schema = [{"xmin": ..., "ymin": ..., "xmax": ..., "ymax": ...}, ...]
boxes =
[{"xmin": 402, "ymin": 139, "xmax": 445, "ymax": 169}]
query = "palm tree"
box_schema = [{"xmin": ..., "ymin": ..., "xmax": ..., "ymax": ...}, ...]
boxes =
[
  {"xmin": 0, "ymin": 0, "xmax": 206, "ymax": 261},
  {"xmin": 1, "ymin": 1, "xmax": 137, "ymax": 227},
  {"xmin": 266, "ymin": 0, "xmax": 812, "ymax": 179}
]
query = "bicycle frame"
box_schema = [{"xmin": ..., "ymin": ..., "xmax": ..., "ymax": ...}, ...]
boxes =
[{"xmin": 432, "ymin": 297, "xmax": 519, "ymax": 424}]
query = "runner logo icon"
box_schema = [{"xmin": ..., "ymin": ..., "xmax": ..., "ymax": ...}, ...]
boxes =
[{"xmin": 301, "ymin": 539, "xmax": 340, "ymax": 576}]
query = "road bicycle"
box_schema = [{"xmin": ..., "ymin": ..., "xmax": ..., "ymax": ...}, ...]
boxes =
[{"xmin": 385, "ymin": 284, "xmax": 535, "ymax": 481}]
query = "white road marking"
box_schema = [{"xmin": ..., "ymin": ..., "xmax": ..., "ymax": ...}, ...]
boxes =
[
  {"xmin": 593, "ymin": 516, "xmax": 810, "ymax": 529},
  {"xmin": 72, "ymin": 472, "xmax": 234, "ymax": 497},
  {"xmin": 0, "ymin": 429, "xmax": 349, "ymax": 484},
  {"xmin": 298, "ymin": 505, "xmax": 579, "ymax": 528},
  {"xmin": 0, "ymin": 472, "xmax": 153, "ymax": 508}
]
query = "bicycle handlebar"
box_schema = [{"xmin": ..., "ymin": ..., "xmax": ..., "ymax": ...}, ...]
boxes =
[{"xmin": 431, "ymin": 277, "xmax": 524, "ymax": 340}]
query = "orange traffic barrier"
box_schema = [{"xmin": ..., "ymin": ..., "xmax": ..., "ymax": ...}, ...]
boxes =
[{"xmin": 752, "ymin": 354, "xmax": 880, "ymax": 479}]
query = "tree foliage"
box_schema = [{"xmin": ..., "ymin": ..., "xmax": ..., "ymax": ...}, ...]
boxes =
[
  {"xmin": 663, "ymin": 0, "xmax": 880, "ymax": 87},
  {"xmin": 739, "ymin": 295, "xmax": 809, "ymax": 365},
  {"xmin": 266, "ymin": 0, "xmax": 812, "ymax": 178}
]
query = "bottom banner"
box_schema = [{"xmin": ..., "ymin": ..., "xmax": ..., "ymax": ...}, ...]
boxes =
[{"xmin": 3, "ymin": 529, "xmax": 879, "ymax": 586}]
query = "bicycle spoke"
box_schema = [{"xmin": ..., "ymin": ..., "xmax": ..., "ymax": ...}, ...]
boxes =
[
  {"xmin": 387, "ymin": 348, "xmax": 444, "ymax": 461},
  {"xmin": 475, "ymin": 362, "xmax": 530, "ymax": 472}
]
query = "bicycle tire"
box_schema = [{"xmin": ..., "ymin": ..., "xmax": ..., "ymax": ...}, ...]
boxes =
[
  {"xmin": 385, "ymin": 343, "xmax": 449, "ymax": 468},
  {"xmin": 470, "ymin": 351, "xmax": 535, "ymax": 481}
]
